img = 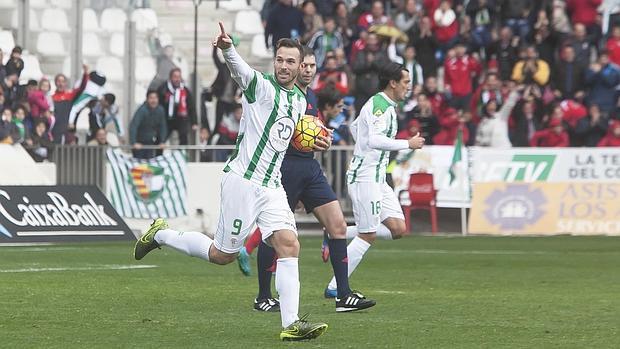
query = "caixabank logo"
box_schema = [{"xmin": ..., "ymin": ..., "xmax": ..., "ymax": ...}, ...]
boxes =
[{"xmin": 0, "ymin": 186, "xmax": 133, "ymax": 243}]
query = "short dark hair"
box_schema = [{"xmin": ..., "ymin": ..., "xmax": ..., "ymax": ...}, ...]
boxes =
[
  {"xmin": 169, "ymin": 67, "xmax": 182, "ymax": 78},
  {"xmin": 146, "ymin": 90, "xmax": 158, "ymax": 99},
  {"xmin": 317, "ymin": 86, "xmax": 343, "ymax": 111},
  {"xmin": 378, "ymin": 62, "xmax": 408, "ymax": 90},
  {"xmin": 103, "ymin": 93, "xmax": 116, "ymax": 105},
  {"xmin": 275, "ymin": 38, "xmax": 304, "ymax": 61},
  {"xmin": 302, "ymin": 45, "xmax": 314, "ymax": 58},
  {"xmin": 11, "ymin": 46, "xmax": 22, "ymax": 55},
  {"xmin": 13, "ymin": 105, "xmax": 26, "ymax": 114},
  {"xmin": 27, "ymin": 79, "xmax": 38, "ymax": 87}
]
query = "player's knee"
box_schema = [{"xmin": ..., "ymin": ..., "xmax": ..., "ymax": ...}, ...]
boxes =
[
  {"xmin": 358, "ymin": 232, "xmax": 376, "ymax": 244},
  {"xmin": 390, "ymin": 222, "xmax": 407, "ymax": 239},
  {"xmin": 326, "ymin": 220, "xmax": 347, "ymax": 239},
  {"xmin": 272, "ymin": 232, "xmax": 299, "ymax": 257},
  {"xmin": 209, "ymin": 249, "xmax": 237, "ymax": 265}
]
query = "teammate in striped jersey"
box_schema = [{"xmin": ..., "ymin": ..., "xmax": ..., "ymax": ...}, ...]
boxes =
[
  {"xmin": 323, "ymin": 62, "xmax": 425, "ymax": 296},
  {"xmin": 133, "ymin": 22, "xmax": 327, "ymax": 342}
]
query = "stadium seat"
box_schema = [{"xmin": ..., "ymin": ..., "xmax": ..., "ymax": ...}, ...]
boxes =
[
  {"xmin": 50, "ymin": 0, "xmax": 72, "ymax": 9},
  {"xmin": 101, "ymin": 8, "xmax": 127, "ymax": 32},
  {"xmin": 109, "ymin": 32, "xmax": 124, "ymax": 57},
  {"xmin": 251, "ymin": 34, "xmax": 271, "ymax": 59},
  {"xmin": 82, "ymin": 32, "xmax": 103, "ymax": 57},
  {"xmin": 135, "ymin": 56, "xmax": 156, "ymax": 83},
  {"xmin": 82, "ymin": 8, "xmax": 100, "ymax": 32},
  {"xmin": 36, "ymin": 32, "xmax": 66, "ymax": 57},
  {"xmin": 400, "ymin": 172, "xmax": 438, "ymax": 234},
  {"xmin": 40, "ymin": 8, "xmax": 70, "ymax": 32},
  {"xmin": 220, "ymin": 0, "xmax": 251, "ymax": 11},
  {"xmin": 134, "ymin": 82, "xmax": 147, "ymax": 105},
  {"xmin": 0, "ymin": 30, "xmax": 15, "ymax": 62},
  {"xmin": 11, "ymin": 8, "xmax": 40, "ymax": 31},
  {"xmin": 0, "ymin": 0, "xmax": 15, "ymax": 8},
  {"xmin": 234, "ymin": 10, "xmax": 262, "ymax": 35},
  {"xmin": 96, "ymin": 56, "xmax": 123, "ymax": 82},
  {"xmin": 19, "ymin": 52, "xmax": 44, "ymax": 83},
  {"xmin": 29, "ymin": 0, "xmax": 47, "ymax": 9},
  {"xmin": 131, "ymin": 8, "xmax": 158, "ymax": 33}
]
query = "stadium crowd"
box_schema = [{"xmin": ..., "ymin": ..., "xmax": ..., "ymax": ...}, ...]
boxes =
[{"xmin": 2, "ymin": 0, "xmax": 620, "ymax": 164}]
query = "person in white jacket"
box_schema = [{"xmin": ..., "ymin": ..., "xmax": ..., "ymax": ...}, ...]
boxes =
[{"xmin": 475, "ymin": 85, "xmax": 523, "ymax": 148}]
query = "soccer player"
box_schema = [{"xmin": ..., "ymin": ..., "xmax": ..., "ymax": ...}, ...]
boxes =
[
  {"xmin": 323, "ymin": 62, "xmax": 425, "ymax": 296},
  {"xmin": 239, "ymin": 48, "xmax": 376, "ymax": 313},
  {"xmin": 133, "ymin": 22, "xmax": 328, "ymax": 342}
]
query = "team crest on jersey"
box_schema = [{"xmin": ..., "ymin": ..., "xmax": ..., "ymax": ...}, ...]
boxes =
[
  {"xmin": 128, "ymin": 164, "xmax": 169, "ymax": 202},
  {"xmin": 374, "ymin": 109, "xmax": 383, "ymax": 116},
  {"xmin": 269, "ymin": 117, "xmax": 295, "ymax": 153}
]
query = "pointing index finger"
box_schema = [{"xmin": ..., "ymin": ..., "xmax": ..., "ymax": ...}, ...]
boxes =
[{"xmin": 219, "ymin": 21, "xmax": 226, "ymax": 36}]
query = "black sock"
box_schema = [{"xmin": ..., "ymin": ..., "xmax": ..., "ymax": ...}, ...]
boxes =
[
  {"xmin": 328, "ymin": 238, "xmax": 351, "ymax": 298},
  {"xmin": 256, "ymin": 241, "xmax": 275, "ymax": 300}
]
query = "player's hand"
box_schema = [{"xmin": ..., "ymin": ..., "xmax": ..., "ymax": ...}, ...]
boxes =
[
  {"xmin": 313, "ymin": 128, "xmax": 333, "ymax": 151},
  {"xmin": 408, "ymin": 132, "xmax": 425, "ymax": 150},
  {"xmin": 213, "ymin": 21, "xmax": 233, "ymax": 50}
]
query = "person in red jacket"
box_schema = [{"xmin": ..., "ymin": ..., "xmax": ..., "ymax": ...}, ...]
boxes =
[
  {"xmin": 423, "ymin": 76, "xmax": 447, "ymax": 116},
  {"xmin": 51, "ymin": 64, "xmax": 89, "ymax": 143},
  {"xmin": 433, "ymin": 0, "xmax": 459, "ymax": 47},
  {"xmin": 606, "ymin": 25, "xmax": 620, "ymax": 66},
  {"xmin": 444, "ymin": 42, "xmax": 482, "ymax": 111},
  {"xmin": 396, "ymin": 119, "xmax": 421, "ymax": 140},
  {"xmin": 432, "ymin": 107, "xmax": 470, "ymax": 145},
  {"xmin": 566, "ymin": 0, "xmax": 602, "ymax": 37},
  {"xmin": 26, "ymin": 79, "xmax": 50, "ymax": 120},
  {"xmin": 530, "ymin": 117, "xmax": 570, "ymax": 147},
  {"xmin": 357, "ymin": 0, "xmax": 391, "ymax": 30},
  {"xmin": 597, "ymin": 120, "xmax": 620, "ymax": 147},
  {"xmin": 470, "ymin": 72, "xmax": 503, "ymax": 124}
]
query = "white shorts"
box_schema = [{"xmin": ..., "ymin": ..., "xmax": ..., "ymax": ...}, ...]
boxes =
[
  {"xmin": 213, "ymin": 171, "xmax": 297, "ymax": 254},
  {"xmin": 348, "ymin": 181, "xmax": 405, "ymax": 233}
]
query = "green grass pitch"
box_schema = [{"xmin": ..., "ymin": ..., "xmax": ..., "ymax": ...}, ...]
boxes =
[{"xmin": 1, "ymin": 236, "xmax": 619, "ymax": 348}]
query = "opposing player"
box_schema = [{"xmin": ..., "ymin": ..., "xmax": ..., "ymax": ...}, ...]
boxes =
[
  {"xmin": 133, "ymin": 22, "xmax": 328, "ymax": 341},
  {"xmin": 323, "ymin": 62, "xmax": 424, "ymax": 296},
  {"xmin": 239, "ymin": 48, "xmax": 376, "ymax": 313}
]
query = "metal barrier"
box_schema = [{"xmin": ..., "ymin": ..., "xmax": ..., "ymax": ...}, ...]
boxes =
[{"xmin": 50, "ymin": 145, "xmax": 355, "ymax": 210}]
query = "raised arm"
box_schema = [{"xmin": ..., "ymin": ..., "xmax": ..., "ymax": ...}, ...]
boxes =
[{"xmin": 214, "ymin": 22, "xmax": 257, "ymax": 91}]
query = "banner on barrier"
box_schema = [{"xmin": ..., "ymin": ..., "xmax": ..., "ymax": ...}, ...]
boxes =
[
  {"xmin": 106, "ymin": 149, "xmax": 188, "ymax": 219},
  {"xmin": 469, "ymin": 182, "xmax": 620, "ymax": 236},
  {"xmin": 471, "ymin": 148, "xmax": 620, "ymax": 182},
  {"xmin": 0, "ymin": 186, "xmax": 133, "ymax": 243}
]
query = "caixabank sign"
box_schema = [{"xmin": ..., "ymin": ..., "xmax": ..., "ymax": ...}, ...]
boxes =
[{"xmin": 0, "ymin": 186, "xmax": 133, "ymax": 243}]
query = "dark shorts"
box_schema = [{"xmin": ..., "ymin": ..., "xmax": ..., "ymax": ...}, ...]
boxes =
[{"xmin": 281, "ymin": 156, "xmax": 338, "ymax": 213}]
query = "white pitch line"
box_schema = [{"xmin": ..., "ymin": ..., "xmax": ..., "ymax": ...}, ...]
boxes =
[
  {"xmin": 372, "ymin": 249, "xmax": 553, "ymax": 255},
  {"xmin": 373, "ymin": 290, "xmax": 409, "ymax": 295},
  {"xmin": 0, "ymin": 265, "xmax": 157, "ymax": 273}
]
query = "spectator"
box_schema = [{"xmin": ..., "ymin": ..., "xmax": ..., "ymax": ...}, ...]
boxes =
[
  {"xmin": 357, "ymin": 0, "xmax": 391, "ymax": 30},
  {"xmin": 1, "ymin": 72, "xmax": 18, "ymax": 109},
  {"xmin": 597, "ymin": 120, "xmax": 620, "ymax": 146},
  {"xmin": 510, "ymin": 98, "xmax": 544, "ymax": 146},
  {"xmin": 422, "ymin": 76, "xmax": 446, "ymax": 116},
  {"xmin": 444, "ymin": 42, "xmax": 482, "ymax": 111},
  {"xmin": 571, "ymin": 23, "xmax": 595, "ymax": 69},
  {"xmin": 411, "ymin": 16, "xmax": 438, "ymax": 77},
  {"xmin": 0, "ymin": 49, "xmax": 5, "ymax": 80},
  {"xmin": 387, "ymin": 41, "xmax": 424, "ymax": 92},
  {"xmin": 489, "ymin": 27, "xmax": 519, "ymax": 81},
  {"xmin": 315, "ymin": 55, "xmax": 349, "ymax": 95},
  {"xmin": 211, "ymin": 45, "xmax": 241, "ymax": 140},
  {"xmin": 352, "ymin": 32, "xmax": 389, "ymax": 113},
  {"xmin": 529, "ymin": 117, "xmax": 570, "ymax": 147},
  {"xmin": 396, "ymin": 118, "xmax": 421, "ymax": 140},
  {"xmin": 157, "ymin": 68, "xmax": 197, "ymax": 145},
  {"xmin": 566, "ymin": 0, "xmax": 602, "ymax": 40},
  {"xmin": 12, "ymin": 105, "xmax": 29, "ymax": 143},
  {"xmin": 575, "ymin": 104, "xmax": 608, "ymax": 146},
  {"xmin": 433, "ymin": 0, "xmax": 459, "ymax": 51},
  {"xmin": 301, "ymin": 0, "xmax": 324, "ymax": 43},
  {"xmin": 511, "ymin": 46, "xmax": 550, "ymax": 86},
  {"xmin": 215, "ymin": 103, "xmax": 242, "ymax": 162},
  {"xmin": 51, "ymin": 65, "xmax": 89, "ymax": 143},
  {"xmin": 5, "ymin": 46, "xmax": 24, "ymax": 78},
  {"xmin": 433, "ymin": 108, "xmax": 470, "ymax": 145},
  {"xmin": 0, "ymin": 108, "xmax": 19, "ymax": 143},
  {"xmin": 318, "ymin": 87, "xmax": 350, "ymax": 145},
  {"xmin": 308, "ymin": 17, "xmax": 345, "ymax": 68},
  {"xmin": 39, "ymin": 78, "xmax": 53, "ymax": 112},
  {"xmin": 606, "ymin": 25, "xmax": 620, "ymax": 66},
  {"xmin": 500, "ymin": 0, "xmax": 533, "ymax": 40},
  {"xmin": 87, "ymin": 128, "xmax": 109, "ymax": 146},
  {"xmin": 147, "ymin": 29, "xmax": 179, "ymax": 90},
  {"xmin": 395, "ymin": 0, "xmax": 422, "ymax": 37},
  {"xmin": 466, "ymin": 0, "xmax": 495, "ymax": 52},
  {"xmin": 265, "ymin": 0, "xmax": 304, "ymax": 50},
  {"xmin": 25, "ymin": 120, "xmax": 53, "ymax": 162},
  {"xmin": 470, "ymin": 72, "xmax": 503, "ymax": 123},
  {"xmin": 551, "ymin": 0, "xmax": 572, "ymax": 37},
  {"xmin": 26, "ymin": 79, "xmax": 50, "ymax": 119},
  {"xmin": 406, "ymin": 93, "xmax": 440, "ymax": 143},
  {"xmin": 198, "ymin": 127, "xmax": 211, "ymax": 162},
  {"xmin": 89, "ymin": 93, "xmax": 123, "ymax": 145},
  {"xmin": 585, "ymin": 51, "xmax": 620, "ymax": 114},
  {"xmin": 475, "ymin": 87, "xmax": 521, "ymax": 148},
  {"xmin": 552, "ymin": 45, "xmax": 586, "ymax": 100},
  {"xmin": 130, "ymin": 91, "xmax": 167, "ymax": 160},
  {"xmin": 333, "ymin": 1, "xmax": 354, "ymax": 50}
]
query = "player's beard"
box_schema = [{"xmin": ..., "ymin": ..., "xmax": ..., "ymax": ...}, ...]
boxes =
[{"xmin": 277, "ymin": 69, "xmax": 298, "ymax": 87}]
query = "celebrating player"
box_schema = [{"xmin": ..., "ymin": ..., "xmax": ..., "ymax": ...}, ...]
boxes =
[
  {"xmin": 238, "ymin": 48, "xmax": 376, "ymax": 313},
  {"xmin": 323, "ymin": 62, "xmax": 425, "ymax": 296},
  {"xmin": 133, "ymin": 22, "xmax": 328, "ymax": 342}
]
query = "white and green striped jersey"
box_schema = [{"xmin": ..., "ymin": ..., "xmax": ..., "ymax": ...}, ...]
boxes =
[
  {"xmin": 347, "ymin": 92, "xmax": 409, "ymax": 184},
  {"xmin": 222, "ymin": 47, "xmax": 306, "ymax": 188}
]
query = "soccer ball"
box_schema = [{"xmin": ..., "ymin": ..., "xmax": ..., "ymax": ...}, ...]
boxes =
[{"xmin": 291, "ymin": 115, "xmax": 328, "ymax": 152}]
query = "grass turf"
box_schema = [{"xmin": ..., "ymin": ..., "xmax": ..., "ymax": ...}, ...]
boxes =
[{"xmin": 1, "ymin": 236, "xmax": 619, "ymax": 348}]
